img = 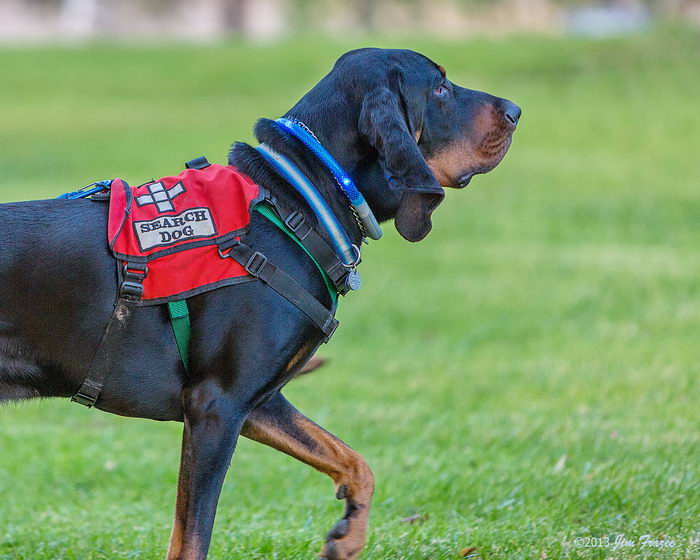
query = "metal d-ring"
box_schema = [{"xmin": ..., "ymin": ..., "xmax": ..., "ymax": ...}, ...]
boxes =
[{"xmin": 343, "ymin": 244, "xmax": 362, "ymax": 269}]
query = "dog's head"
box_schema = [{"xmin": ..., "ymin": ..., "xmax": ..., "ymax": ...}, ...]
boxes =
[{"xmin": 286, "ymin": 48, "xmax": 520, "ymax": 241}]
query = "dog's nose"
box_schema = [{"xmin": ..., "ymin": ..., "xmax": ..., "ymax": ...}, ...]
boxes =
[{"xmin": 502, "ymin": 100, "xmax": 522, "ymax": 127}]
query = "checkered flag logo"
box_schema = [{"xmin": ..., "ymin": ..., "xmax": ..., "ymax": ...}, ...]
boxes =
[{"xmin": 135, "ymin": 181, "xmax": 185, "ymax": 212}]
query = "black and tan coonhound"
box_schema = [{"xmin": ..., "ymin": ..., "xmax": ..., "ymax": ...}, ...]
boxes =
[{"xmin": 0, "ymin": 48, "xmax": 520, "ymax": 559}]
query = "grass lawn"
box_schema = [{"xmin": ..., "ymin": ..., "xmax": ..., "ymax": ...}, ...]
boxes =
[{"xmin": 0, "ymin": 28, "xmax": 699, "ymax": 559}]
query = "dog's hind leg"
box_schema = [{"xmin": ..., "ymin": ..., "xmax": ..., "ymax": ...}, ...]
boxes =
[
  {"xmin": 242, "ymin": 392, "xmax": 374, "ymax": 560},
  {"xmin": 166, "ymin": 379, "xmax": 249, "ymax": 560}
]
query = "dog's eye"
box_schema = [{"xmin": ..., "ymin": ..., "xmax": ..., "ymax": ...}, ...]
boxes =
[{"xmin": 434, "ymin": 85, "xmax": 448, "ymax": 96}]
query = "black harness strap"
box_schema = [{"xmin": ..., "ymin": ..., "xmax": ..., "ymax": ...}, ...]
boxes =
[
  {"xmin": 220, "ymin": 240, "xmax": 338, "ymax": 342},
  {"xmin": 264, "ymin": 194, "xmax": 353, "ymax": 295},
  {"xmin": 71, "ymin": 263, "xmax": 146, "ymax": 407}
]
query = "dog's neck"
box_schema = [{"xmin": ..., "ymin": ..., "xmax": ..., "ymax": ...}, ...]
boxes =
[
  {"xmin": 229, "ymin": 115, "xmax": 402, "ymax": 248},
  {"xmin": 282, "ymin": 109, "xmax": 404, "ymax": 224}
]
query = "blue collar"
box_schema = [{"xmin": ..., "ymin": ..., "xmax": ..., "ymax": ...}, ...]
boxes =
[
  {"xmin": 255, "ymin": 118, "xmax": 382, "ymax": 270},
  {"xmin": 256, "ymin": 143, "xmax": 360, "ymax": 267},
  {"xmin": 275, "ymin": 118, "xmax": 382, "ymax": 241}
]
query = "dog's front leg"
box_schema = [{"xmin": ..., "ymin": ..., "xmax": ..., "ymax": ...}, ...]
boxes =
[
  {"xmin": 242, "ymin": 392, "xmax": 374, "ymax": 560},
  {"xmin": 166, "ymin": 380, "xmax": 248, "ymax": 560}
]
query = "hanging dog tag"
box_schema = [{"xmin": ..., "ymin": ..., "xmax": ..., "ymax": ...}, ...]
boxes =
[{"xmin": 345, "ymin": 269, "xmax": 361, "ymax": 292}]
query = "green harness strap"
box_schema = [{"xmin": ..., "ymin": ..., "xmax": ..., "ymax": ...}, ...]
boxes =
[
  {"xmin": 167, "ymin": 201, "xmax": 338, "ymax": 371},
  {"xmin": 167, "ymin": 300, "xmax": 191, "ymax": 371}
]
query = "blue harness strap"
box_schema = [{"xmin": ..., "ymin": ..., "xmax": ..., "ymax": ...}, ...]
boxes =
[{"xmin": 57, "ymin": 180, "xmax": 112, "ymax": 199}]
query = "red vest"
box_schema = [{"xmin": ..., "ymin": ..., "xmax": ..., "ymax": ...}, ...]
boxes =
[{"xmin": 108, "ymin": 164, "xmax": 263, "ymax": 303}]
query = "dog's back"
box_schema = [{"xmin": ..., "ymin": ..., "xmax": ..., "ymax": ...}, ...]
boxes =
[{"xmin": 0, "ymin": 199, "xmax": 115, "ymax": 401}]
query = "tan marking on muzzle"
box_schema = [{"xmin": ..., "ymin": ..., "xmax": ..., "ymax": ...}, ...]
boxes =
[{"xmin": 426, "ymin": 103, "xmax": 513, "ymax": 187}]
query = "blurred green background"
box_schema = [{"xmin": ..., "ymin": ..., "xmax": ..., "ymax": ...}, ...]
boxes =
[{"xmin": 1, "ymin": 26, "xmax": 699, "ymax": 560}]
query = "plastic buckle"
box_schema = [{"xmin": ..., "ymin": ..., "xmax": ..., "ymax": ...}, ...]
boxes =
[
  {"xmin": 71, "ymin": 380, "xmax": 102, "ymax": 407},
  {"xmin": 120, "ymin": 281, "xmax": 144, "ymax": 300},
  {"xmin": 71, "ymin": 392, "xmax": 96, "ymax": 407},
  {"xmin": 245, "ymin": 252, "xmax": 268, "ymax": 276},
  {"xmin": 322, "ymin": 317, "xmax": 340, "ymax": 343},
  {"xmin": 217, "ymin": 238, "xmax": 241, "ymax": 259},
  {"xmin": 120, "ymin": 264, "xmax": 146, "ymax": 300},
  {"xmin": 284, "ymin": 211, "xmax": 305, "ymax": 232}
]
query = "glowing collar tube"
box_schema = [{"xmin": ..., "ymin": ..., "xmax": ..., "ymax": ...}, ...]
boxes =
[
  {"xmin": 275, "ymin": 118, "xmax": 383, "ymax": 241},
  {"xmin": 255, "ymin": 143, "xmax": 359, "ymax": 267}
]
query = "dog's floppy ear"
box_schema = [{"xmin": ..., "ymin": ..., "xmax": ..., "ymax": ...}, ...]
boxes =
[{"xmin": 358, "ymin": 86, "xmax": 444, "ymax": 242}]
